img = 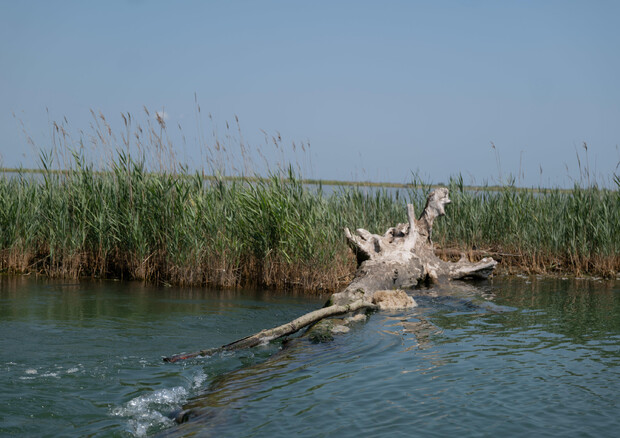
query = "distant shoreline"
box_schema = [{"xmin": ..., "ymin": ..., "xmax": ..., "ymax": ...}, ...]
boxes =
[{"xmin": 1, "ymin": 167, "xmax": 580, "ymax": 194}]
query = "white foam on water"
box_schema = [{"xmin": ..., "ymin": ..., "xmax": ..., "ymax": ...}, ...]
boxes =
[
  {"xmin": 192, "ymin": 370, "xmax": 208, "ymax": 389},
  {"xmin": 111, "ymin": 386, "xmax": 188, "ymax": 437},
  {"xmin": 20, "ymin": 365, "xmax": 82, "ymax": 380}
]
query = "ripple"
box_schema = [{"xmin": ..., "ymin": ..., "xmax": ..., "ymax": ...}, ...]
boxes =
[{"xmin": 2, "ymin": 277, "xmax": 619, "ymax": 437}]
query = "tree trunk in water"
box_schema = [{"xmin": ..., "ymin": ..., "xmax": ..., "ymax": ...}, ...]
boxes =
[{"xmin": 164, "ymin": 188, "xmax": 497, "ymax": 362}]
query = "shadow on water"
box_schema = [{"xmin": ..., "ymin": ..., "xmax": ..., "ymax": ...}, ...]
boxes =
[{"xmin": 156, "ymin": 338, "xmax": 323, "ymax": 437}]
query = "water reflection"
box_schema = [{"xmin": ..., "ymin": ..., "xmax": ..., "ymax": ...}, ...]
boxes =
[
  {"xmin": 492, "ymin": 276, "xmax": 618, "ymax": 342},
  {"xmin": 0, "ymin": 276, "xmax": 324, "ymax": 437},
  {"xmin": 161, "ymin": 276, "xmax": 620, "ymax": 437},
  {"xmin": 0, "ymin": 276, "xmax": 323, "ymax": 322},
  {"xmin": 1, "ymin": 275, "xmax": 619, "ymax": 437}
]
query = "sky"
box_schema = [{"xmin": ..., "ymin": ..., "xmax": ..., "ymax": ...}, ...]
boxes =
[{"xmin": 1, "ymin": 0, "xmax": 619, "ymax": 187}]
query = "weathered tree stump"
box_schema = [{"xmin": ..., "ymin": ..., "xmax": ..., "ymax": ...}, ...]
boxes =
[
  {"xmin": 331, "ymin": 188, "xmax": 497, "ymax": 306},
  {"xmin": 164, "ymin": 188, "xmax": 497, "ymax": 363}
]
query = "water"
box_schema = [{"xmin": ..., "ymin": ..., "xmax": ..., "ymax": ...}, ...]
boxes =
[{"xmin": 1, "ymin": 276, "xmax": 618, "ymax": 437}]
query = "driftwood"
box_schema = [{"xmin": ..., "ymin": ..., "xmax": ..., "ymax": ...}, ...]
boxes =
[
  {"xmin": 163, "ymin": 299, "xmax": 377, "ymax": 363},
  {"xmin": 164, "ymin": 188, "xmax": 497, "ymax": 363},
  {"xmin": 331, "ymin": 188, "xmax": 496, "ymax": 306}
]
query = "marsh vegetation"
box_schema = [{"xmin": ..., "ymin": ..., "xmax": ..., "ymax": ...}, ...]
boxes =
[{"xmin": 1, "ymin": 109, "xmax": 618, "ymax": 291}]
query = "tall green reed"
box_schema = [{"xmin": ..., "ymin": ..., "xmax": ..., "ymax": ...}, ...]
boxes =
[
  {"xmin": 434, "ymin": 174, "xmax": 619, "ymax": 276},
  {"xmin": 1, "ymin": 108, "xmax": 618, "ymax": 292}
]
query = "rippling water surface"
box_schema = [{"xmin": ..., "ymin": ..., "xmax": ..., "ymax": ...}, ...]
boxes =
[{"xmin": 1, "ymin": 276, "xmax": 618, "ymax": 437}]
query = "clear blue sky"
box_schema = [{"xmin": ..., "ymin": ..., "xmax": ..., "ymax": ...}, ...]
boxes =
[{"xmin": 1, "ymin": 0, "xmax": 619, "ymax": 187}]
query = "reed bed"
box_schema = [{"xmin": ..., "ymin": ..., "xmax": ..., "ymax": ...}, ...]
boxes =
[
  {"xmin": 1, "ymin": 110, "xmax": 618, "ymax": 292},
  {"xmin": 0, "ymin": 159, "xmax": 353, "ymax": 292},
  {"xmin": 435, "ymin": 176, "xmax": 619, "ymax": 278},
  {"xmin": 1, "ymin": 160, "xmax": 617, "ymax": 291}
]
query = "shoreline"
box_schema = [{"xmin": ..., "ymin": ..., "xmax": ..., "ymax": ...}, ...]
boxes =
[{"xmin": 2, "ymin": 246, "xmax": 617, "ymax": 295}]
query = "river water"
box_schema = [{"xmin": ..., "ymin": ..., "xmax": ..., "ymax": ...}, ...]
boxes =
[{"xmin": 1, "ymin": 276, "xmax": 618, "ymax": 437}]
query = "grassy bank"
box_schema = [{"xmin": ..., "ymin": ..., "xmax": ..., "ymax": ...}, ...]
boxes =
[{"xmin": 1, "ymin": 153, "xmax": 618, "ymax": 292}]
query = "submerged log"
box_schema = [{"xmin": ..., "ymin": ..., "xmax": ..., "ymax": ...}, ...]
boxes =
[
  {"xmin": 163, "ymin": 299, "xmax": 378, "ymax": 363},
  {"xmin": 164, "ymin": 188, "xmax": 497, "ymax": 362}
]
